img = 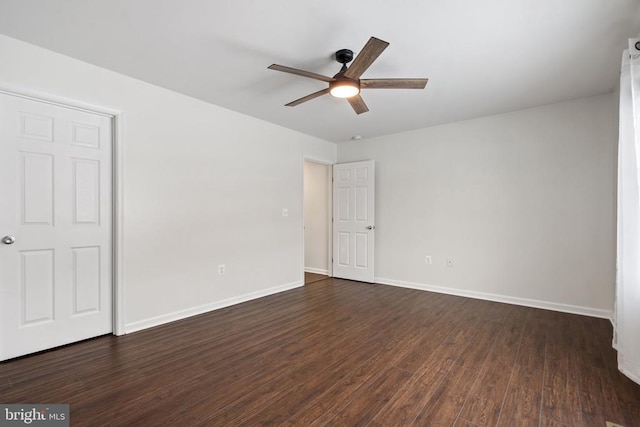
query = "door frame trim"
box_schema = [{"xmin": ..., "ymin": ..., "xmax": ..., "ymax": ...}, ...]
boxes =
[
  {"xmin": 302, "ymin": 156, "xmax": 334, "ymax": 280},
  {"xmin": 0, "ymin": 85, "xmax": 126, "ymax": 336}
]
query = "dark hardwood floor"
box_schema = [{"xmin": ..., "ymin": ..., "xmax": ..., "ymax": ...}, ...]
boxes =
[
  {"xmin": 304, "ymin": 271, "xmax": 328, "ymax": 284},
  {"xmin": 1, "ymin": 278, "xmax": 639, "ymax": 426}
]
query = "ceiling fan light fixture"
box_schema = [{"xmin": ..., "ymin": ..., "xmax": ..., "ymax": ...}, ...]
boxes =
[
  {"xmin": 269, "ymin": 36, "xmax": 427, "ymax": 114},
  {"xmin": 329, "ymin": 79, "xmax": 360, "ymax": 98}
]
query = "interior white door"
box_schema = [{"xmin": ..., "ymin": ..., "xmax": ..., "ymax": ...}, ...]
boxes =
[
  {"xmin": 332, "ymin": 160, "xmax": 375, "ymax": 282},
  {"xmin": 0, "ymin": 92, "xmax": 113, "ymax": 361}
]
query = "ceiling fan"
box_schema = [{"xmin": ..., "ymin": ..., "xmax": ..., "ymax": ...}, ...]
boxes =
[{"xmin": 268, "ymin": 36, "xmax": 429, "ymax": 115}]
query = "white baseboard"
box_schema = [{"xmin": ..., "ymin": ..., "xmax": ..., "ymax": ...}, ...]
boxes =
[
  {"xmin": 123, "ymin": 276, "xmax": 612, "ymax": 334},
  {"xmin": 375, "ymin": 277, "xmax": 612, "ymax": 320},
  {"xmin": 124, "ymin": 280, "xmax": 303, "ymax": 334},
  {"xmin": 619, "ymin": 357, "xmax": 640, "ymax": 385},
  {"xmin": 304, "ymin": 267, "xmax": 329, "ymax": 275}
]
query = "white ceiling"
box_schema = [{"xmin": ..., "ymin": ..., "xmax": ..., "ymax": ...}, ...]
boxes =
[{"xmin": 1, "ymin": 1, "xmax": 639, "ymax": 143}]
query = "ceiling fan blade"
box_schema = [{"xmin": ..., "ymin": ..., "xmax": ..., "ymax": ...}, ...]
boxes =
[
  {"xmin": 268, "ymin": 64, "xmax": 335, "ymax": 83},
  {"xmin": 285, "ymin": 88, "xmax": 330, "ymax": 107},
  {"xmin": 347, "ymin": 94, "xmax": 369, "ymax": 114},
  {"xmin": 361, "ymin": 78, "xmax": 428, "ymax": 89},
  {"xmin": 343, "ymin": 37, "xmax": 389, "ymax": 79}
]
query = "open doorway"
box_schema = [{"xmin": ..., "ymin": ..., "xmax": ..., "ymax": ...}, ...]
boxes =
[{"xmin": 303, "ymin": 159, "xmax": 332, "ymax": 284}]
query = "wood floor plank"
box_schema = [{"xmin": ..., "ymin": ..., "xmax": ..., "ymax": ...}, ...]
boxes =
[
  {"xmin": 412, "ymin": 364, "xmax": 479, "ymax": 425},
  {"xmin": 236, "ymin": 334, "xmax": 385, "ymax": 426},
  {"xmin": 541, "ymin": 314, "xmax": 585, "ymax": 426},
  {"xmin": 593, "ymin": 319, "xmax": 640, "ymax": 427},
  {"xmin": 574, "ymin": 315, "xmax": 606, "ymax": 369},
  {"xmin": 454, "ymin": 419, "xmax": 481, "ymax": 427},
  {"xmin": 496, "ymin": 366, "xmax": 544, "ymax": 427},
  {"xmin": 458, "ymin": 320, "xmax": 526, "ymax": 426},
  {"xmin": 304, "ymin": 272, "xmax": 328, "ymax": 284},
  {"xmin": 454, "ymin": 321, "xmax": 500, "ymax": 370},
  {"xmin": 540, "ymin": 417, "xmax": 570, "ymax": 427},
  {"xmin": 514, "ymin": 314, "xmax": 547, "ymax": 371},
  {"xmin": 325, "ymin": 366, "xmax": 413, "ymax": 426},
  {"xmin": 392, "ymin": 317, "xmax": 453, "ymax": 373},
  {"xmin": 372, "ymin": 336, "xmax": 462, "ymax": 426},
  {"xmin": 576, "ymin": 362, "xmax": 626, "ymax": 426},
  {"xmin": 282, "ymin": 348, "xmax": 393, "ymax": 426},
  {"xmin": 1, "ymin": 278, "xmax": 639, "ymax": 426}
]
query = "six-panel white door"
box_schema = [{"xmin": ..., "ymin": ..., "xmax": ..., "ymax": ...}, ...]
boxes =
[
  {"xmin": 0, "ymin": 93, "xmax": 112, "ymax": 361},
  {"xmin": 332, "ymin": 160, "xmax": 375, "ymax": 283}
]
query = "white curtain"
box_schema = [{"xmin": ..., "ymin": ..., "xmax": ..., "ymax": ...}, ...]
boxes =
[{"xmin": 615, "ymin": 38, "xmax": 640, "ymax": 385}]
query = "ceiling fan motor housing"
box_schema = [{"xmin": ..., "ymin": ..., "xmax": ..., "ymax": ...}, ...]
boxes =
[{"xmin": 335, "ymin": 49, "xmax": 354, "ymax": 64}]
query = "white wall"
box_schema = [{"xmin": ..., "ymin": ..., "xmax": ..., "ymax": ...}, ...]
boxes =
[
  {"xmin": 0, "ymin": 33, "xmax": 617, "ymax": 330},
  {"xmin": 303, "ymin": 160, "xmax": 330, "ymax": 274},
  {"xmin": 0, "ymin": 35, "xmax": 337, "ymax": 332},
  {"xmin": 339, "ymin": 94, "xmax": 617, "ymax": 316}
]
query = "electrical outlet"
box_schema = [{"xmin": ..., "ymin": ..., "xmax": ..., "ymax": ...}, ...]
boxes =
[
  {"xmin": 425, "ymin": 256, "xmax": 432, "ymax": 265},
  {"xmin": 282, "ymin": 208, "xmax": 289, "ymax": 217},
  {"xmin": 446, "ymin": 258, "xmax": 454, "ymax": 267},
  {"xmin": 218, "ymin": 264, "xmax": 225, "ymax": 275}
]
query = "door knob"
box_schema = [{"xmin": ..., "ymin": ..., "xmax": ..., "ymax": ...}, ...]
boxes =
[
  {"xmin": 366, "ymin": 226, "xmax": 375, "ymax": 230},
  {"xmin": 2, "ymin": 235, "xmax": 16, "ymax": 245}
]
